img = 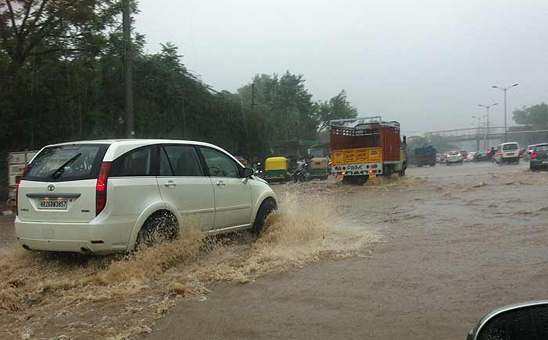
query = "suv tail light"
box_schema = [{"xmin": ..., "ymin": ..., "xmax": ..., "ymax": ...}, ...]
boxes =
[
  {"xmin": 96, "ymin": 162, "xmax": 111, "ymax": 216},
  {"xmin": 15, "ymin": 165, "xmax": 29, "ymax": 216},
  {"xmin": 531, "ymin": 153, "xmax": 538, "ymax": 159}
]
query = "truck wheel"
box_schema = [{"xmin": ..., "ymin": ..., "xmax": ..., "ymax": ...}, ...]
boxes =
[
  {"xmin": 383, "ymin": 165, "xmax": 394, "ymax": 177},
  {"xmin": 398, "ymin": 163, "xmax": 407, "ymax": 177}
]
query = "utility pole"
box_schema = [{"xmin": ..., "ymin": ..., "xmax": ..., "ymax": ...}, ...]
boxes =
[
  {"xmin": 492, "ymin": 83, "xmax": 518, "ymax": 143},
  {"xmin": 123, "ymin": 0, "xmax": 135, "ymax": 138},
  {"xmin": 479, "ymin": 103, "xmax": 498, "ymax": 149}
]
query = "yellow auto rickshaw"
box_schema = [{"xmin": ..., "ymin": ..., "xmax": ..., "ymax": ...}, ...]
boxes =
[
  {"xmin": 265, "ymin": 157, "xmax": 290, "ymax": 183},
  {"xmin": 310, "ymin": 157, "xmax": 329, "ymax": 180}
]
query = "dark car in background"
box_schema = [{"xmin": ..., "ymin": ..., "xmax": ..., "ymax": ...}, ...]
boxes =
[
  {"xmin": 530, "ymin": 144, "xmax": 548, "ymax": 171},
  {"xmin": 473, "ymin": 150, "xmax": 490, "ymax": 162}
]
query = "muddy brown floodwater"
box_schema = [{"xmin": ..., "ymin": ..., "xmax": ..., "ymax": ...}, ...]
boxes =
[{"xmin": 1, "ymin": 162, "xmax": 548, "ymax": 340}]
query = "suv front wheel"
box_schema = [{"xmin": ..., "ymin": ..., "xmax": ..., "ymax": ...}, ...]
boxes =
[{"xmin": 251, "ymin": 199, "xmax": 277, "ymax": 236}]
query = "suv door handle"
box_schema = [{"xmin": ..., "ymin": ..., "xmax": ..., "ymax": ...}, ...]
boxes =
[
  {"xmin": 216, "ymin": 180, "xmax": 225, "ymax": 187},
  {"xmin": 164, "ymin": 181, "xmax": 176, "ymax": 187}
]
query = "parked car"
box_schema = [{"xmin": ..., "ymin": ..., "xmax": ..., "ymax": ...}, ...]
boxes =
[
  {"xmin": 494, "ymin": 142, "xmax": 520, "ymax": 165},
  {"xmin": 445, "ymin": 151, "xmax": 463, "ymax": 165},
  {"xmin": 14, "ymin": 140, "xmax": 278, "ymax": 254},
  {"xmin": 530, "ymin": 143, "xmax": 548, "ymax": 171}
]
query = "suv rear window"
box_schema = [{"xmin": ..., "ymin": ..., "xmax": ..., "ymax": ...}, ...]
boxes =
[
  {"xmin": 535, "ymin": 145, "xmax": 548, "ymax": 152},
  {"xmin": 502, "ymin": 144, "xmax": 518, "ymax": 150},
  {"xmin": 23, "ymin": 144, "xmax": 109, "ymax": 182}
]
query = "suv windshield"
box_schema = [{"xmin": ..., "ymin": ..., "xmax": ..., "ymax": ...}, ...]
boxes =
[
  {"xmin": 502, "ymin": 144, "xmax": 518, "ymax": 151},
  {"xmin": 23, "ymin": 144, "xmax": 109, "ymax": 182}
]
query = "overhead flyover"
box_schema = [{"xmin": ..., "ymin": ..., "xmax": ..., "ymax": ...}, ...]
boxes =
[{"xmin": 424, "ymin": 126, "xmax": 548, "ymax": 148}]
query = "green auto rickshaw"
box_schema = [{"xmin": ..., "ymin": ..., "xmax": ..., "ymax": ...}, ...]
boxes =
[
  {"xmin": 309, "ymin": 157, "xmax": 329, "ymax": 180},
  {"xmin": 265, "ymin": 157, "xmax": 290, "ymax": 183}
]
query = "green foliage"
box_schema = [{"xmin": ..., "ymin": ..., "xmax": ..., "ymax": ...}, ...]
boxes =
[
  {"xmin": 238, "ymin": 72, "xmax": 319, "ymax": 146},
  {"xmin": 0, "ymin": 1, "xmax": 359, "ymax": 196},
  {"xmin": 513, "ymin": 103, "xmax": 548, "ymax": 128},
  {"xmin": 315, "ymin": 90, "xmax": 358, "ymax": 131},
  {"xmin": 0, "ymin": 0, "xmax": 119, "ymax": 72}
]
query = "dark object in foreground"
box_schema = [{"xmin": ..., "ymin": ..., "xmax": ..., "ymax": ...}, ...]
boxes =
[
  {"xmin": 530, "ymin": 143, "xmax": 548, "ymax": 171},
  {"xmin": 467, "ymin": 301, "xmax": 548, "ymax": 340}
]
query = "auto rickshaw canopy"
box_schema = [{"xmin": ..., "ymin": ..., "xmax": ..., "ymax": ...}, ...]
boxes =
[{"xmin": 265, "ymin": 157, "xmax": 289, "ymax": 171}]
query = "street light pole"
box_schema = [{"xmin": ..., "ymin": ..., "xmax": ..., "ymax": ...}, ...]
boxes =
[
  {"xmin": 123, "ymin": 0, "xmax": 135, "ymax": 138},
  {"xmin": 479, "ymin": 103, "xmax": 498, "ymax": 149},
  {"xmin": 492, "ymin": 83, "xmax": 519, "ymax": 143}
]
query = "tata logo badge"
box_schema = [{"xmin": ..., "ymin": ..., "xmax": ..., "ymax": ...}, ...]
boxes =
[{"xmin": 47, "ymin": 184, "xmax": 55, "ymax": 192}]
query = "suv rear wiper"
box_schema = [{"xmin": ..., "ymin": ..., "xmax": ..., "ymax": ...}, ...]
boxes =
[{"xmin": 51, "ymin": 153, "xmax": 82, "ymax": 179}]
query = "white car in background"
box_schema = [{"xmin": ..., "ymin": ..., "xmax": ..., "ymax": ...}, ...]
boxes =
[
  {"xmin": 15, "ymin": 140, "xmax": 277, "ymax": 254},
  {"xmin": 494, "ymin": 142, "xmax": 520, "ymax": 165},
  {"xmin": 445, "ymin": 151, "xmax": 463, "ymax": 165}
]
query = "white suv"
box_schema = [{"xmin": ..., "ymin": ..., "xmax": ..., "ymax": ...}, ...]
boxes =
[
  {"xmin": 495, "ymin": 142, "xmax": 520, "ymax": 165},
  {"xmin": 15, "ymin": 140, "xmax": 277, "ymax": 254}
]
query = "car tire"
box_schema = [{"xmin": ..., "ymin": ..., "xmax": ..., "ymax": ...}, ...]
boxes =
[
  {"xmin": 251, "ymin": 198, "xmax": 277, "ymax": 236},
  {"xmin": 136, "ymin": 211, "xmax": 179, "ymax": 248}
]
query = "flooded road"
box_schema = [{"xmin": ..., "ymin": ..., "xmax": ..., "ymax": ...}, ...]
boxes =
[
  {"xmin": 1, "ymin": 162, "xmax": 547, "ymax": 340},
  {"xmin": 144, "ymin": 162, "xmax": 548, "ymax": 340}
]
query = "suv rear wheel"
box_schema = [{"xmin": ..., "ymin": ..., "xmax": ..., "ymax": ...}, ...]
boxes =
[{"xmin": 136, "ymin": 211, "xmax": 179, "ymax": 248}]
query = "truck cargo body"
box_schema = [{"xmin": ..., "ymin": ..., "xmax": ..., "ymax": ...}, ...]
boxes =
[
  {"xmin": 414, "ymin": 146, "xmax": 437, "ymax": 167},
  {"xmin": 330, "ymin": 122, "xmax": 404, "ymax": 177}
]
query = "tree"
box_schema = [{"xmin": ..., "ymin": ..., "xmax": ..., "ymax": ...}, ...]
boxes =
[
  {"xmin": 316, "ymin": 90, "xmax": 358, "ymax": 130},
  {"xmin": 0, "ymin": 0, "xmax": 119, "ymax": 72},
  {"xmin": 513, "ymin": 103, "xmax": 548, "ymax": 128},
  {"xmin": 238, "ymin": 71, "xmax": 319, "ymax": 145}
]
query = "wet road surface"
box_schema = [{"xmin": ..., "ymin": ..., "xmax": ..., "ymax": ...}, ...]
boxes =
[
  {"xmin": 142, "ymin": 162, "xmax": 548, "ymax": 340},
  {"xmin": 1, "ymin": 161, "xmax": 547, "ymax": 340}
]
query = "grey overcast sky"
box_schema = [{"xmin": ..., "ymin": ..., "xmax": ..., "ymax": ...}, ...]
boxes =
[{"xmin": 136, "ymin": 0, "xmax": 548, "ymax": 133}]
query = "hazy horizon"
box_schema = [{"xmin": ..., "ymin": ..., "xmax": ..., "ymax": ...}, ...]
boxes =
[{"xmin": 136, "ymin": 0, "xmax": 548, "ymax": 133}]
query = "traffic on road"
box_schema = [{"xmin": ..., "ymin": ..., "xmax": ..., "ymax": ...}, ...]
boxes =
[{"xmin": 3, "ymin": 1, "xmax": 548, "ymax": 340}]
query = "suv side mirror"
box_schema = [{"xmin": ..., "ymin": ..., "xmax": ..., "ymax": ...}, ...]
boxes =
[
  {"xmin": 467, "ymin": 301, "xmax": 548, "ymax": 340},
  {"xmin": 243, "ymin": 167, "xmax": 254, "ymax": 178}
]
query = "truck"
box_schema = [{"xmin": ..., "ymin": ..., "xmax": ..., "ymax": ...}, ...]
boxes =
[
  {"xmin": 330, "ymin": 117, "xmax": 407, "ymax": 185},
  {"xmin": 6, "ymin": 150, "xmax": 38, "ymax": 209},
  {"xmin": 414, "ymin": 145, "xmax": 437, "ymax": 167}
]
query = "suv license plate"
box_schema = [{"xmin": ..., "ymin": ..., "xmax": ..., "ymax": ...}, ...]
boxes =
[{"xmin": 39, "ymin": 199, "xmax": 68, "ymax": 210}]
